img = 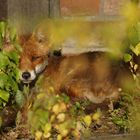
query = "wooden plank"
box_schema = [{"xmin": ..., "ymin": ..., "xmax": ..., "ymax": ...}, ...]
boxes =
[
  {"xmin": 49, "ymin": 0, "xmax": 60, "ymax": 18},
  {"xmin": 7, "ymin": 0, "xmax": 50, "ymax": 34},
  {"xmin": 0, "ymin": 0, "xmax": 7, "ymax": 21}
]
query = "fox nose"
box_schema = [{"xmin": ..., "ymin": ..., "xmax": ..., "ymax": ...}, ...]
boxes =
[{"xmin": 22, "ymin": 72, "xmax": 31, "ymax": 80}]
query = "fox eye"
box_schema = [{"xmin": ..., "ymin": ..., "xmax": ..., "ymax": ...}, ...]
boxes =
[
  {"xmin": 32, "ymin": 56, "xmax": 41, "ymax": 61},
  {"xmin": 38, "ymin": 38, "xmax": 44, "ymax": 43}
]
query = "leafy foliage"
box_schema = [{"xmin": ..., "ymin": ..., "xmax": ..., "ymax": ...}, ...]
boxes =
[
  {"xmin": 28, "ymin": 88, "xmax": 102, "ymax": 139},
  {"xmin": 0, "ymin": 21, "xmax": 21, "ymax": 109}
]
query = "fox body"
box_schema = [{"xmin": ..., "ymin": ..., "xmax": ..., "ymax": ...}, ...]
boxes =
[{"xmin": 19, "ymin": 25, "xmax": 133, "ymax": 103}]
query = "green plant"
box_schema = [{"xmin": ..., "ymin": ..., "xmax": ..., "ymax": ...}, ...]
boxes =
[
  {"xmin": 28, "ymin": 87, "xmax": 102, "ymax": 140},
  {"xmin": 0, "ymin": 21, "xmax": 21, "ymax": 124},
  {"xmin": 28, "ymin": 92, "xmax": 80, "ymax": 139},
  {"xmin": 123, "ymin": 2, "xmax": 140, "ymax": 69},
  {"xmin": 110, "ymin": 108, "xmax": 130, "ymax": 132},
  {"xmin": 110, "ymin": 90, "xmax": 140, "ymax": 133},
  {"xmin": 109, "ymin": 92, "xmax": 131, "ymax": 132}
]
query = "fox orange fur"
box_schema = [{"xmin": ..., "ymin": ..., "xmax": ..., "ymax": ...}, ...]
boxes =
[{"xmin": 19, "ymin": 23, "xmax": 134, "ymax": 103}]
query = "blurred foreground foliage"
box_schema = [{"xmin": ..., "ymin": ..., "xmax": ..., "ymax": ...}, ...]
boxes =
[
  {"xmin": 104, "ymin": 0, "xmax": 140, "ymax": 134},
  {"xmin": 28, "ymin": 88, "xmax": 102, "ymax": 140}
]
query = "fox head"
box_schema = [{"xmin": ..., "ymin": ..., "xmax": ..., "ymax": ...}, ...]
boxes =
[{"xmin": 19, "ymin": 27, "xmax": 61, "ymax": 83}]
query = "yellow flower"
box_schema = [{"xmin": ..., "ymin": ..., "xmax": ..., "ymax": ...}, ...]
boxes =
[
  {"xmin": 52, "ymin": 103, "xmax": 60, "ymax": 114},
  {"xmin": 44, "ymin": 123, "xmax": 52, "ymax": 134},
  {"xmin": 57, "ymin": 113, "xmax": 66, "ymax": 122},
  {"xmin": 83, "ymin": 115, "xmax": 92, "ymax": 127},
  {"xmin": 92, "ymin": 111, "xmax": 101, "ymax": 121},
  {"xmin": 35, "ymin": 131, "xmax": 42, "ymax": 140},
  {"xmin": 57, "ymin": 134, "xmax": 62, "ymax": 140}
]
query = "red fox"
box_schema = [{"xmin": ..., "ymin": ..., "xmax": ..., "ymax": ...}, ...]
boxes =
[{"xmin": 19, "ymin": 24, "xmax": 134, "ymax": 103}]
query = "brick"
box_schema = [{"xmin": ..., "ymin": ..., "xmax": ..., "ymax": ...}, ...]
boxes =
[
  {"xmin": 60, "ymin": 0, "xmax": 100, "ymax": 16},
  {"xmin": 103, "ymin": 0, "xmax": 125, "ymax": 16}
]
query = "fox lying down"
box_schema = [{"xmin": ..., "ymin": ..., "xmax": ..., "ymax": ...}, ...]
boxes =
[{"xmin": 19, "ymin": 27, "xmax": 134, "ymax": 103}]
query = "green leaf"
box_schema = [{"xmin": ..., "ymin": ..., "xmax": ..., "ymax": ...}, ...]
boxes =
[
  {"xmin": 14, "ymin": 43, "xmax": 22, "ymax": 52},
  {"xmin": 0, "ymin": 52, "xmax": 9, "ymax": 69},
  {"xmin": 75, "ymin": 102, "xmax": 81, "ymax": 109},
  {"xmin": 5, "ymin": 51, "xmax": 19, "ymax": 65},
  {"xmin": 0, "ymin": 116, "xmax": 2, "ymax": 127},
  {"xmin": 11, "ymin": 67, "xmax": 20, "ymax": 82},
  {"xmin": 35, "ymin": 109, "xmax": 49, "ymax": 127},
  {"xmin": 6, "ymin": 76, "xmax": 18, "ymax": 92},
  {"xmin": 128, "ymin": 26, "xmax": 139, "ymax": 46},
  {"xmin": 23, "ymin": 85, "xmax": 30, "ymax": 96},
  {"xmin": 0, "ymin": 89, "xmax": 10, "ymax": 102},
  {"xmin": 0, "ymin": 35, "xmax": 3, "ymax": 49},
  {"xmin": 9, "ymin": 27, "xmax": 17, "ymax": 42},
  {"xmin": 62, "ymin": 94, "xmax": 70, "ymax": 103},
  {"xmin": 0, "ymin": 22, "xmax": 6, "ymax": 38},
  {"xmin": 124, "ymin": 53, "xmax": 132, "ymax": 62},
  {"xmin": 15, "ymin": 90, "xmax": 25, "ymax": 108},
  {"xmin": 0, "ymin": 72, "xmax": 8, "ymax": 89},
  {"xmin": 136, "ymin": 22, "xmax": 140, "ymax": 40},
  {"xmin": 0, "ymin": 72, "xmax": 19, "ymax": 92},
  {"xmin": 131, "ymin": 43, "xmax": 140, "ymax": 56}
]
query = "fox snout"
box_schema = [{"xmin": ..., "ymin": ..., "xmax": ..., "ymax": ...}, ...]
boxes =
[
  {"xmin": 22, "ymin": 72, "xmax": 31, "ymax": 80},
  {"xmin": 20, "ymin": 59, "xmax": 49, "ymax": 83},
  {"xmin": 20, "ymin": 69, "xmax": 37, "ymax": 83}
]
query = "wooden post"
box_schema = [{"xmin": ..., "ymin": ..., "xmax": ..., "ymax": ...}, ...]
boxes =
[
  {"xmin": 7, "ymin": 0, "xmax": 50, "ymax": 34},
  {"xmin": 0, "ymin": 0, "xmax": 8, "ymax": 21},
  {"xmin": 0, "ymin": 0, "xmax": 61, "ymax": 33},
  {"xmin": 49, "ymin": 0, "xmax": 61, "ymax": 18}
]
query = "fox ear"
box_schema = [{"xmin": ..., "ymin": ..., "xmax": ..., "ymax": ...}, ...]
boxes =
[
  {"xmin": 48, "ymin": 48, "xmax": 62, "ymax": 57},
  {"xmin": 33, "ymin": 26, "xmax": 49, "ymax": 43},
  {"xmin": 53, "ymin": 49, "xmax": 62, "ymax": 56},
  {"xmin": 35, "ymin": 31, "xmax": 46, "ymax": 42}
]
